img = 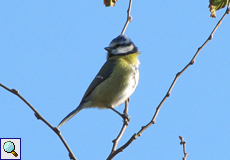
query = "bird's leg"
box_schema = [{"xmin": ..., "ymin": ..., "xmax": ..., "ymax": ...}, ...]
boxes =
[{"xmin": 109, "ymin": 107, "xmax": 130, "ymax": 122}]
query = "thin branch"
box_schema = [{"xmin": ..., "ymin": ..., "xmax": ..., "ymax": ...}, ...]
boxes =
[
  {"xmin": 53, "ymin": 128, "xmax": 76, "ymax": 160},
  {"xmin": 179, "ymin": 136, "xmax": 188, "ymax": 160},
  {"xmin": 0, "ymin": 83, "xmax": 77, "ymax": 160},
  {"xmin": 121, "ymin": 0, "xmax": 133, "ymax": 34},
  {"xmin": 107, "ymin": 99, "xmax": 129, "ymax": 160},
  {"xmin": 108, "ymin": 2, "xmax": 230, "ymax": 159},
  {"xmin": 1, "ymin": 2, "xmax": 230, "ymax": 160}
]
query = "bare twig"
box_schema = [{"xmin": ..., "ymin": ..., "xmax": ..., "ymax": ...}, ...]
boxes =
[
  {"xmin": 0, "ymin": 83, "xmax": 77, "ymax": 160},
  {"xmin": 107, "ymin": 99, "xmax": 129, "ymax": 160},
  {"xmin": 108, "ymin": 2, "xmax": 230, "ymax": 159},
  {"xmin": 1, "ymin": 2, "xmax": 230, "ymax": 160},
  {"xmin": 121, "ymin": 0, "xmax": 133, "ymax": 34},
  {"xmin": 179, "ymin": 136, "xmax": 189, "ymax": 160}
]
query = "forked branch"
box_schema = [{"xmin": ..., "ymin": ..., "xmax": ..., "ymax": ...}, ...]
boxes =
[
  {"xmin": 107, "ymin": 99, "xmax": 130, "ymax": 160},
  {"xmin": 1, "ymin": 1, "xmax": 230, "ymax": 160},
  {"xmin": 179, "ymin": 136, "xmax": 189, "ymax": 160},
  {"xmin": 107, "ymin": 2, "xmax": 230, "ymax": 159},
  {"xmin": 0, "ymin": 83, "xmax": 77, "ymax": 160}
]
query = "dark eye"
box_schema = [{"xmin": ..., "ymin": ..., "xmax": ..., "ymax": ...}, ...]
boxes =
[{"xmin": 113, "ymin": 44, "xmax": 122, "ymax": 49}]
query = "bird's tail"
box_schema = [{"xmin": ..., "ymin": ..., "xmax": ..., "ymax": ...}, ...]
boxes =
[{"xmin": 57, "ymin": 104, "xmax": 84, "ymax": 128}]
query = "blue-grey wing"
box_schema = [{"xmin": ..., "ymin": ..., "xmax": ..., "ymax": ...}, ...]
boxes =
[{"xmin": 79, "ymin": 59, "xmax": 117, "ymax": 104}]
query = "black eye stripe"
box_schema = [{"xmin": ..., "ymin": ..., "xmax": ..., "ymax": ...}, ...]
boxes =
[{"xmin": 112, "ymin": 42, "xmax": 133, "ymax": 49}]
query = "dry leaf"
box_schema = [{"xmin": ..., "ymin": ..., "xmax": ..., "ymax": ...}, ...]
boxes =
[
  {"xmin": 209, "ymin": 0, "xmax": 229, "ymax": 18},
  {"xmin": 104, "ymin": 0, "xmax": 118, "ymax": 7}
]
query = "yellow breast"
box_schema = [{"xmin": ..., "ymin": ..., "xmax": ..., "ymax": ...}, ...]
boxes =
[{"xmin": 91, "ymin": 52, "xmax": 140, "ymax": 108}]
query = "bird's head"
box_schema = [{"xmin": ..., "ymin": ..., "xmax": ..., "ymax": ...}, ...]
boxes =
[{"xmin": 105, "ymin": 34, "xmax": 138, "ymax": 59}]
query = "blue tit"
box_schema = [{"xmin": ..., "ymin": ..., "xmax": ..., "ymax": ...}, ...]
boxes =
[{"xmin": 57, "ymin": 34, "xmax": 140, "ymax": 128}]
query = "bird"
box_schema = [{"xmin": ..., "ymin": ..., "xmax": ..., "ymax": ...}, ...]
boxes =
[{"xmin": 57, "ymin": 34, "xmax": 140, "ymax": 128}]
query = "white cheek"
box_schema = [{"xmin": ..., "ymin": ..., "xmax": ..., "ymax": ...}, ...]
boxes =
[{"xmin": 113, "ymin": 44, "xmax": 134, "ymax": 54}]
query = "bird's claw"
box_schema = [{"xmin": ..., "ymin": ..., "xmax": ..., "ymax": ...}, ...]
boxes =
[{"xmin": 121, "ymin": 113, "xmax": 130, "ymax": 122}]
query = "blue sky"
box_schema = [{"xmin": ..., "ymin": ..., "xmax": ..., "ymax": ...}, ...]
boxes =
[{"xmin": 1, "ymin": 1, "xmax": 230, "ymax": 160}]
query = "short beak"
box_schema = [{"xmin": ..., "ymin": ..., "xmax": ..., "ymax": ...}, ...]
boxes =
[{"xmin": 104, "ymin": 47, "xmax": 111, "ymax": 52}]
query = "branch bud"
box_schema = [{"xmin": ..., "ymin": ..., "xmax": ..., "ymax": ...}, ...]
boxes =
[
  {"xmin": 11, "ymin": 89, "xmax": 19, "ymax": 94},
  {"xmin": 209, "ymin": 34, "xmax": 213, "ymax": 40},
  {"xmin": 190, "ymin": 60, "xmax": 195, "ymax": 65},
  {"xmin": 179, "ymin": 135, "xmax": 184, "ymax": 141}
]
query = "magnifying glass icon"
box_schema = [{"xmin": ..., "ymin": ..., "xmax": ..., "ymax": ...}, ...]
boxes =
[{"xmin": 3, "ymin": 141, "xmax": 18, "ymax": 157}]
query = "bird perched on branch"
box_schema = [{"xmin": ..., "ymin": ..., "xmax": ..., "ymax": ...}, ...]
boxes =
[{"xmin": 57, "ymin": 34, "xmax": 140, "ymax": 128}]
